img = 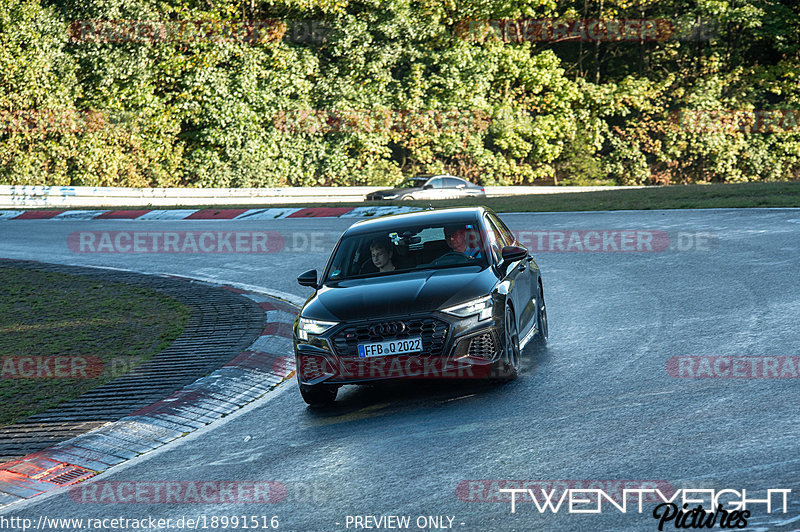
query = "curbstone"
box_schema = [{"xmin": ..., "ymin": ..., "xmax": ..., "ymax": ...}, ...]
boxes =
[
  {"xmin": 0, "ymin": 206, "xmax": 422, "ymax": 221},
  {"xmin": 0, "ymin": 261, "xmax": 299, "ymax": 509}
]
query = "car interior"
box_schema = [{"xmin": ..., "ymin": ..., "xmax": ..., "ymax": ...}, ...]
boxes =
[{"xmin": 344, "ymin": 226, "xmax": 486, "ymax": 278}]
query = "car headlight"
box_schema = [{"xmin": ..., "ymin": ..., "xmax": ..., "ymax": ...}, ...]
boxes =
[
  {"xmin": 297, "ymin": 317, "xmax": 338, "ymax": 340},
  {"xmin": 442, "ymin": 296, "xmax": 493, "ymax": 321},
  {"xmin": 383, "ymin": 194, "xmax": 398, "ymax": 199}
]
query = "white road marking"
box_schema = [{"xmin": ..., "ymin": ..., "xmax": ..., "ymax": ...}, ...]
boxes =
[
  {"xmin": 135, "ymin": 209, "xmax": 198, "ymax": 220},
  {"xmin": 339, "ymin": 206, "xmax": 422, "ymax": 218},
  {"xmin": 234, "ymin": 208, "xmax": 302, "ymax": 220},
  {"xmin": 52, "ymin": 210, "xmax": 107, "ymax": 220}
]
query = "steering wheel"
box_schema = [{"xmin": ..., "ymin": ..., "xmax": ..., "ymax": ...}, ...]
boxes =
[{"xmin": 430, "ymin": 251, "xmax": 471, "ymax": 266}]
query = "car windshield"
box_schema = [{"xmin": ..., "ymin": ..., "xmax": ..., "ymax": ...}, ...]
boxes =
[{"xmin": 325, "ymin": 221, "xmax": 488, "ymax": 282}]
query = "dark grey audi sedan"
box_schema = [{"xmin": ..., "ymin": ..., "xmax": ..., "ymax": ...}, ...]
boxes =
[{"xmin": 293, "ymin": 207, "xmax": 547, "ymax": 405}]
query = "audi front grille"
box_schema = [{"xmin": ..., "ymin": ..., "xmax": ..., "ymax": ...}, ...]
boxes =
[{"xmin": 331, "ymin": 317, "xmax": 449, "ymax": 358}]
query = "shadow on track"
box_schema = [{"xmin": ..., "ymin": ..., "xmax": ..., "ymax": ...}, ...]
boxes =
[{"xmin": 300, "ymin": 341, "xmax": 552, "ymax": 419}]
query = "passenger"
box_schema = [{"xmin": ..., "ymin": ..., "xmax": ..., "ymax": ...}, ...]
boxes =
[{"xmin": 370, "ymin": 237, "xmax": 396, "ymax": 272}]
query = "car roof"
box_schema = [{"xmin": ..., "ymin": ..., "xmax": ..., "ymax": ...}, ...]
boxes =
[
  {"xmin": 414, "ymin": 174, "xmax": 461, "ymax": 180},
  {"xmin": 346, "ymin": 207, "xmax": 488, "ymax": 236}
]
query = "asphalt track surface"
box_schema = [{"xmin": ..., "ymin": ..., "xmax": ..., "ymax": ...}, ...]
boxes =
[{"xmin": 1, "ymin": 208, "xmax": 799, "ymax": 531}]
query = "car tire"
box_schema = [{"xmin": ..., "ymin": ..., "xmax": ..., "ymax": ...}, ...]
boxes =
[
  {"xmin": 299, "ymin": 383, "xmax": 338, "ymax": 406},
  {"xmin": 533, "ymin": 283, "xmax": 548, "ymax": 348},
  {"xmin": 502, "ymin": 305, "xmax": 521, "ymax": 379}
]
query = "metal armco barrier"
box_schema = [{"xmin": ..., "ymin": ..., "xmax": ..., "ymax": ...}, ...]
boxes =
[{"xmin": 0, "ymin": 185, "xmax": 644, "ymax": 208}]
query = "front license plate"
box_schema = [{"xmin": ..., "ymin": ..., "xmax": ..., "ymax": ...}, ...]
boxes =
[{"xmin": 358, "ymin": 337, "xmax": 422, "ymax": 358}]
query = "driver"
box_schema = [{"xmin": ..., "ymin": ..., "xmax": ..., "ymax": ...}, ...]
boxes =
[{"xmin": 444, "ymin": 225, "xmax": 483, "ymax": 259}]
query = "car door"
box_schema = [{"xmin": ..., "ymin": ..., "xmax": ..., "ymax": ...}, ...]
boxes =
[
  {"xmin": 417, "ymin": 177, "xmax": 443, "ymax": 200},
  {"xmin": 443, "ymin": 177, "xmax": 468, "ymax": 199},
  {"xmin": 487, "ymin": 214, "xmax": 536, "ymax": 339},
  {"xmin": 484, "ymin": 214, "xmax": 521, "ymax": 325}
]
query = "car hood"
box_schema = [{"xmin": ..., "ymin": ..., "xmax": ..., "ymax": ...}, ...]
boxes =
[{"xmin": 303, "ymin": 267, "xmax": 496, "ymax": 321}]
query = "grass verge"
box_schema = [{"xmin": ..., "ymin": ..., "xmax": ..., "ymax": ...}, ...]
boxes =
[{"xmin": 0, "ymin": 267, "xmax": 189, "ymax": 427}]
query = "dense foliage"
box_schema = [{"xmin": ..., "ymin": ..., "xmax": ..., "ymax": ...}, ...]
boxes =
[{"xmin": 1, "ymin": 0, "xmax": 798, "ymax": 187}]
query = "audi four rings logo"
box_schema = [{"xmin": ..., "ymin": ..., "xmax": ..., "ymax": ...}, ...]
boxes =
[{"xmin": 372, "ymin": 322, "xmax": 407, "ymax": 337}]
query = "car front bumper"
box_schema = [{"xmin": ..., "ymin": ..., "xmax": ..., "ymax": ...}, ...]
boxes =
[{"xmin": 293, "ymin": 312, "xmax": 506, "ymax": 385}]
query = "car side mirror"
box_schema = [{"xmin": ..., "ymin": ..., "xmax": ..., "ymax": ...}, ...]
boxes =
[
  {"xmin": 423, "ymin": 184, "xmax": 433, "ymax": 189},
  {"xmin": 499, "ymin": 246, "xmax": 528, "ymax": 269},
  {"xmin": 297, "ymin": 269, "xmax": 318, "ymax": 288}
]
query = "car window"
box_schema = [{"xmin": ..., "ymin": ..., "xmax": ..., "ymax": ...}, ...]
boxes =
[
  {"xmin": 414, "ymin": 227, "xmax": 445, "ymax": 245},
  {"xmin": 403, "ymin": 178, "xmax": 427, "ymax": 188},
  {"xmin": 488, "ymin": 214, "xmax": 516, "ymax": 247},
  {"xmin": 425, "ymin": 178, "xmax": 443, "ymax": 188},
  {"xmin": 324, "ymin": 222, "xmax": 487, "ymax": 282},
  {"xmin": 483, "ymin": 216, "xmax": 503, "ymax": 263},
  {"xmin": 443, "ymin": 177, "xmax": 464, "ymax": 188}
]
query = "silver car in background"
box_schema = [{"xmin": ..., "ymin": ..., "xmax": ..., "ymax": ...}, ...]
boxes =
[{"xmin": 366, "ymin": 174, "xmax": 486, "ymax": 201}]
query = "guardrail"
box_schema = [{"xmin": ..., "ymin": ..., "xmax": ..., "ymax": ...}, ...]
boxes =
[{"xmin": 0, "ymin": 185, "xmax": 645, "ymax": 208}]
